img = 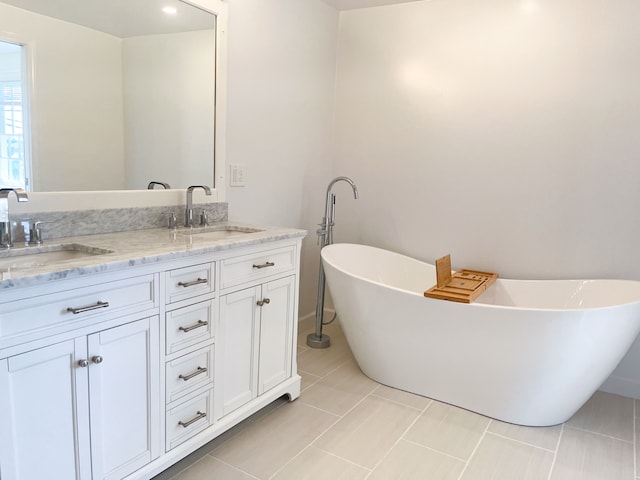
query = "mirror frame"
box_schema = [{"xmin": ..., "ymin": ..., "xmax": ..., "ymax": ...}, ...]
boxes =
[{"xmin": 2, "ymin": 0, "xmax": 227, "ymax": 211}]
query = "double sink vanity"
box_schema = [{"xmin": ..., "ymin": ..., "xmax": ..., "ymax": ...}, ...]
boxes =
[{"xmin": 0, "ymin": 216, "xmax": 307, "ymax": 480}]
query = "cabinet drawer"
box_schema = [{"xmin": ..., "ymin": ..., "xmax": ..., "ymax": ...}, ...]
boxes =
[
  {"xmin": 0, "ymin": 274, "xmax": 157, "ymax": 342},
  {"xmin": 166, "ymin": 390, "xmax": 213, "ymax": 450},
  {"xmin": 166, "ymin": 344, "xmax": 214, "ymax": 404},
  {"xmin": 165, "ymin": 263, "xmax": 214, "ymax": 304},
  {"xmin": 219, "ymin": 246, "xmax": 296, "ymax": 290},
  {"xmin": 166, "ymin": 300, "xmax": 214, "ymax": 355}
]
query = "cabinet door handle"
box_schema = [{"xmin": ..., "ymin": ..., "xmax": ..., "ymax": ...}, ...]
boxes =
[
  {"xmin": 177, "ymin": 277, "xmax": 208, "ymax": 288},
  {"xmin": 178, "ymin": 366, "xmax": 208, "ymax": 381},
  {"xmin": 178, "ymin": 320, "xmax": 209, "ymax": 333},
  {"xmin": 257, "ymin": 298, "xmax": 271, "ymax": 307},
  {"xmin": 178, "ymin": 411, "xmax": 207, "ymax": 428},
  {"xmin": 78, "ymin": 359, "xmax": 89, "ymax": 368},
  {"xmin": 252, "ymin": 261, "xmax": 275, "ymax": 269},
  {"xmin": 92, "ymin": 356, "xmax": 103, "ymax": 364},
  {"xmin": 67, "ymin": 301, "xmax": 110, "ymax": 314}
]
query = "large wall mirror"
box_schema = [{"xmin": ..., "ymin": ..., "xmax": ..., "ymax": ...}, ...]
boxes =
[{"xmin": 0, "ymin": 0, "xmax": 226, "ymax": 193}]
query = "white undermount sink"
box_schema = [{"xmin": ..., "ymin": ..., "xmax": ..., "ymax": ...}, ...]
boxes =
[
  {"xmin": 0, "ymin": 243, "xmax": 113, "ymax": 270},
  {"xmin": 177, "ymin": 225, "xmax": 265, "ymax": 240}
]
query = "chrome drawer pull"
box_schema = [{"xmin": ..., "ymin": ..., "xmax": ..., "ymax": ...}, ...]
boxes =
[
  {"xmin": 67, "ymin": 301, "xmax": 110, "ymax": 315},
  {"xmin": 177, "ymin": 277, "xmax": 208, "ymax": 288},
  {"xmin": 178, "ymin": 320, "xmax": 209, "ymax": 333},
  {"xmin": 178, "ymin": 411, "xmax": 206, "ymax": 428},
  {"xmin": 178, "ymin": 366, "xmax": 208, "ymax": 381},
  {"xmin": 257, "ymin": 298, "xmax": 271, "ymax": 307},
  {"xmin": 252, "ymin": 261, "xmax": 275, "ymax": 269}
]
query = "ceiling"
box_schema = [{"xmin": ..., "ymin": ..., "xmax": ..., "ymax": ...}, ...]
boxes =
[
  {"xmin": 321, "ymin": 0, "xmax": 423, "ymax": 10},
  {"xmin": 1, "ymin": 0, "xmax": 427, "ymax": 34},
  {"xmin": 0, "ymin": 0, "xmax": 215, "ymax": 38}
]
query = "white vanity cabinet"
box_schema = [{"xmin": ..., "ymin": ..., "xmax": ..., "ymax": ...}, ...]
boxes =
[
  {"xmin": 0, "ymin": 232, "xmax": 304, "ymax": 480},
  {"xmin": 0, "ymin": 273, "xmax": 161, "ymax": 480},
  {"xmin": 217, "ymin": 275, "xmax": 295, "ymax": 416},
  {"xmin": 216, "ymin": 244, "xmax": 297, "ymax": 418}
]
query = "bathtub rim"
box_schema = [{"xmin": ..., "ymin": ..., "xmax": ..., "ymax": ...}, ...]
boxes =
[{"xmin": 321, "ymin": 243, "xmax": 640, "ymax": 313}]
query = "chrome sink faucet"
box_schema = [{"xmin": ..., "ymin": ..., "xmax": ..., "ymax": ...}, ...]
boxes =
[
  {"xmin": 0, "ymin": 188, "xmax": 29, "ymax": 248},
  {"xmin": 147, "ymin": 181, "xmax": 171, "ymax": 189},
  {"xmin": 185, "ymin": 185, "xmax": 212, "ymax": 227}
]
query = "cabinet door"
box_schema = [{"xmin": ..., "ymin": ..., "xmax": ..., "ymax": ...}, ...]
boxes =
[
  {"xmin": 258, "ymin": 276, "xmax": 295, "ymax": 395},
  {"xmin": 0, "ymin": 339, "xmax": 91, "ymax": 480},
  {"xmin": 88, "ymin": 316, "xmax": 160, "ymax": 480},
  {"xmin": 217, "ymin": 286, "xmax": 260, "ymax": 417}
]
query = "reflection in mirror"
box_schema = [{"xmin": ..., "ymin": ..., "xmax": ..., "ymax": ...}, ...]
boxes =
[
  {"xmin": 0, "ymin": 40, "xmax": 29, "ymax": 190},
  {"xmin": 0, "ymin": 0, "xmax": 217, "ymax": 192}
]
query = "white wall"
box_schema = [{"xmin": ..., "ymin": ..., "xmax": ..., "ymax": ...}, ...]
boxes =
[
  {"xmin": 0, "ymin": 4, "xmax": 126, "ymax": 192},
  {"xmin": 333, "ymin": 0, "xmax": 640, "ymax": 396},
  {"xmin": 225, "ymin": 0, "xmax": 339, "ymax": 316},
  {"xmin": 123, "ymin": 30, "xmax": 216, "ymax": 190}
]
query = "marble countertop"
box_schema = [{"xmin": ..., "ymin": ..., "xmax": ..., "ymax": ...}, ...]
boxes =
[{"xmin": 0, "ymin": 222, "xmax": 307, "ymax": 289}]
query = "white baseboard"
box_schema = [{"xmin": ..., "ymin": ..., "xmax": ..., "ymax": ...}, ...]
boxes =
[
  {"xmin": 298, "ymin": 309, "xmax": 336, "ymax": 332},
  {"xmin": 599, "ymin": 375, "xmax": 640, "ymax": 400}
]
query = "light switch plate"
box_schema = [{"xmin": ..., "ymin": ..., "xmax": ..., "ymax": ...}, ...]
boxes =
[{"xmin": 229, "ymin": 164, "xmax": 245, "ymax": 187}]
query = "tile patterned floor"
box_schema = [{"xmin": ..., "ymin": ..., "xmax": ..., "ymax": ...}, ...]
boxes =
[{"xmin": 154, "ymin": 321, "xmax": 640, "ymax": 480}]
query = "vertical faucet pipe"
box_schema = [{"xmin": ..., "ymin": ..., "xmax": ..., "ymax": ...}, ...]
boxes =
[
  {"xmin": 0, "ymin": 188, "xmax": 29, "ymax": 248},
  {"xmin": 307, "ymin": 177, "xmax": 358, "ymax": 349},
  {"xmin": 185, "ymin": 185, "xmax": 212, "ymax": 227}
]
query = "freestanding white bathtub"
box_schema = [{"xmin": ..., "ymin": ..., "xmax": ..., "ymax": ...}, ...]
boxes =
[{"xmin": 321, "ymin": 243, "xmax": 640, "ymax": 426}]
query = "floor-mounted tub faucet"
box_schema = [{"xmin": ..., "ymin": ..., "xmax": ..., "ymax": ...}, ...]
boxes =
[
  {"xmin": 307, "ymin": 176, "xmax": 359, "ymax": 349},
  {"xmin": 185, "ymin": 185, "xmax": 212, "ymax": 227},
  {"xmin": 0, "ymin": 188, "xmax": 29, "ymax": 248}
]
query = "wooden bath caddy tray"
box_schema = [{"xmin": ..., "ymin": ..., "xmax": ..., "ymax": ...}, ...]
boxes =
[{"xmin": 424, "ymin": 254, "xmax": 498, "ymax": 303}]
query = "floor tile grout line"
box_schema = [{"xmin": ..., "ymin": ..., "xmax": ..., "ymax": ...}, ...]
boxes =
[
  {"xmin": 299, "ymin": 383, "xmax": 427, "ymax": 479},
  {"xmin": 296, "ymin": 348, "xmax": 353, "ymax": 392},
  {"xmin": 362, "ymin": 398, "xmax": 434, "ymax": 479},
  {"xmin": 205, "ymin": 455, "xmax": 261, "ymax": 480},
  {"xmin": 297, "ymin": 354, "xmax": 354, "ymax": 382},
  {"xmin": 296, "ymin": 400, "xmax": 344, "ymax": 419},
  {"xmin": 209, "ymin": 392, "xmax": 344, "ymax": 480},
  {"xmin": 368, "ymin": 392, "xmax": 431, "ymax": 412},
  {"xmin": 401, "ymin": 436, "xmax": 469, "ymax": 464},
  {"xmin": 207, "ymin": 395, "xmax": 342, "ymax": 479},
  {"xmin": 455, "ymin": 418, "xmax": 491, "ymax": 480},
  {"xmin": 485, "ymin": 431, "xmax": 558, "ymax": 453},
  {"xmin": 563, "ymin": 424, "xmax": 635, "ymax": 444},
  {"xmin": 310, "ymin": 445, "xmax": 375, "ymax": 475},
  {"xmin": 283, "ymin": 393, "xmax": 374, "ymax": 477},
  {"xmin": 267, "ymin": 445, "xmax": 313, "ymax": 480},
  {"xmin": 320, "ymin": 447, "xmax": 374, "ymax": 472},
  {"xmin": 546, "ymin": 423, "xmax": 564, "ymax": 480},
  {"xmin": 304, "ymin": 386, "xmax": 375, "ymax": 446},
  {"xmin": 210, "ymin": 396, "xmax": 343, "ymax": 480}
]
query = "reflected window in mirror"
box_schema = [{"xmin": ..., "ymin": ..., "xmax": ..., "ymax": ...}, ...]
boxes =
[{"xmin": 0, "ymin": 40, "xmax": 30, "ymax": 190}]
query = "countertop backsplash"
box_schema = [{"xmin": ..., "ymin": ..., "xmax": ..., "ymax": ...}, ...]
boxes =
[{"xmin": 9, "ymin": 202, "xmax": 228, "ymax": 242}]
